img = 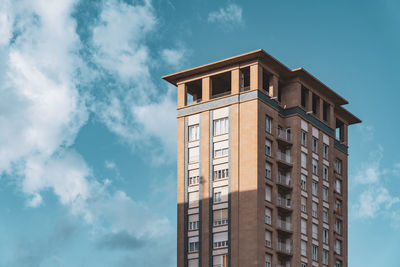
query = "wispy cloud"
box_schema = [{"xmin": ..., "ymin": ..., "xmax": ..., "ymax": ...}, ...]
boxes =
[{"xmin": 208, "ymin": 3, "xmax": 243, "ymax": 30}]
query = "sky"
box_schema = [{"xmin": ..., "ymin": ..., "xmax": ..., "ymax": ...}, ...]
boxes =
[{"xmin": 0, "ymin": 0, "xmax": 399, "ymax": 266}]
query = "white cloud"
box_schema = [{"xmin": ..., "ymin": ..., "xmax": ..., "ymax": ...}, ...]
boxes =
[
  {"xmin": 354, "ymin": 186, "xmax": 400, "ymax": 218},
  {"xmin": 160, "ymin": 45, "xmax": 189, "ymax": 69},
  {"xmin": 208, "ymin": 3, "xmax": 243, "ymax": 29}
]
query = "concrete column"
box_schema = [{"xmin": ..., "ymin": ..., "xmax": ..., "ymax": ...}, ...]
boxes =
[
  {"xmin": 269, "ymin": 75, "xmax": 279, "ymax": 98},
  {"xmin": 329, "ymin": 105, "xmax": 335, "ymax": 129},
  {"xmin": 177, "ymin": 83, "xmax": 186, "ymax": 108},
  {"xmin": 202, "ymin": 77, "xmax": 211, "ymax": 101},
  {"xmin": 307, "ymin": 90, "xmax": 313, "ymax": 113},
  {"xmin": 318, "ymin": 98, "xmax": 324, "ymax": 121},
  {"xmin": 201, "ymin": 110, "xmax": 210, "ymax": 267},
  {"xmin": 250, "ymin": 64, "xmax": 262, "ymax": 91},
  {"xmin": 343, "ymin": 124, "xmax": 348, "ymax": 146},
  {"xmin": 231, "ymin": 68, "xmax": 240, "ymax": 95}
]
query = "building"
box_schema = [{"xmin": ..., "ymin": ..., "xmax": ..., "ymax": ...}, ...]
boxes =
[{"xmin": 162, "ymin": 49, "xmax": 361, "ymax": 267}]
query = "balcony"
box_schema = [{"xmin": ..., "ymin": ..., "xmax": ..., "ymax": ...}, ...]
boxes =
[
  {"xmin": 276, "ymin": 242, "xmax": 293, "ymax": 256},
  {"xmin": 277, "ymin": 128, "xmax": 292, "ymax": 147},
  {"xmin": 276, "ymin": 197, "xmax": 292, "ymax": 213},
  {"xmin": 277, "ymin": 220, "xmax": 293, "ymax": 233},
  {"xmin": 276, "ymin": 173, "xmax": 292, "ymax": 191},
  {"xmin": 276, "ymin": 151, "xmax": 292, "ymax": 169}
]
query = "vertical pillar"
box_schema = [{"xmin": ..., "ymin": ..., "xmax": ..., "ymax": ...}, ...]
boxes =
[
  {"xmin": 318, "ymin": 98, "xmax": 324, "ymax": 121},
  {"xmin": 178, "ymin": 83, "xmax": 187, "ymax": 108},
  {"xmin": 250, "ymin": 63, "xmax": 262, "ymax": 91},
  {"xmin": 268, "ymin": 75, "xmax": 279, "ymax": 98},
  {"xmin": 202, "ymin": 77, "xmax": 211, "ymax": 101},
  {"xmin": 329, "ymin": 105, "xmax": 335, "ymax": 129},
  {"xmin": 307, "ymin": 90, "xmax": 313, "ymax": 113},
  {"xmin": 231, "ymin": 68, "xmax": 240, "ymax": 95},
  {"xmin": 343, "ymin": 124, "xmax": 348, "ymax": 146},
  {"xmin": 201, "ymin": 111, "xmax": 210, "ymax": 267}
]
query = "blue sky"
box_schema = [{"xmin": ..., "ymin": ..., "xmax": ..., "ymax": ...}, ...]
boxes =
[{"xmin": 0, "ymin": 0, "xmax": 399, "ymax": 266}]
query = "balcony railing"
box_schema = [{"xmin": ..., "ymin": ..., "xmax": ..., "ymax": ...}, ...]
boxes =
[
  {"xmin": 277, "ymin": 128, "xmax": 292, "ymax": 142},
  {"xmin": 277, "ymin": 151, "xmax": 292, "ymax": 164},
  {"xmin": 277, "ymin": 220, "xmax": 292, "ymax": 231},
  {"xmin": 277, "ymin": 174, "xmax": 292, "ymax": 187},
  {"xmin": 277, "ymin": 197, "xmax": 292, "ymax": 209},
  {"xmin": 277, "ymin": 242, "xmax": 293, "ymax": 254}
]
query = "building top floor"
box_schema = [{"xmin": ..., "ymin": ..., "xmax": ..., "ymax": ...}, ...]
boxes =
[{"xmin": 162, "ymin": 49, "xmax": 361, "ymax": 145}]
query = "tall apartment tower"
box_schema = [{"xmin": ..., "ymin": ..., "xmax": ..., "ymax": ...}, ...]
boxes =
[{"xmin": 162, "ymin": 50, "xmax": 360, "ymax": 267}]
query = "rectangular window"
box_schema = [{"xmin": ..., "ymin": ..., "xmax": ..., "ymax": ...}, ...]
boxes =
[
  {"xmin": 301, "ymin": 153, "xmax": 307, "ymax": 168},
  {"xmin": 265, "ymin": 230, "xmax": 272, "ymax": 247},
  {"xmin": 265, "ymin": 208, "xmax": 272, "ymax": 225},
  {"xmin": 214, "ymin": 140, "xmax": 229, "ymax": 158},
  {"xmin": 323, "ymin": 165, "xmax": 329, "ymax": 181},
  {"xmin": 265, "ymin": 139, "xmax": 272, "ymax": 156},
  {"xmin": 335, "ymin": 199, "xmax": 342, "ymax": 215},
  {"xmin": 312, "ymin": 223, "xmax": 318, "ymax": 239},
  {"xmin": 265, "ymin": 254, "xmax": 272, "ymax": 267},
  {"xmin": 312, "ymin": 159, "xmax": 318, "ymax": 174},
  {"xmin": 312, "ymin": 245, "xmax": 318, "ymax": 260},
  {"xmin": 301, "ymin": 263, "xmax": 307, "ymax": 267},
  {"xmin": 323, "ymin": 144, "xmax": 329, "ymax": 159},
  {"xmin": 323, "ymin": 228, "xmax": 329, "ymax": 244},
  {"xmin": 189, "ymin": 170, "xmax": 200, "ymax": 185},
  {"xmin": 312, "ymin": 181, "xmax": 318, "ymax": 195},
  {"xmin": 265, "ymin": 116, "xmax": 272, "ymax": 133},
  {"xmin": 188, "ymin": 214, "xmax": 199, "ymax": 230},
  {"xmin": 188, "ymin": 192, "xmax": 199, "ymax": 208},
  {"xmin": 301, "ymin": 196, "xmax": 307, "ymax": 212},
  {"xmin": 213, "ymin": 232, "xmax": 228, "ymax": 249},
  {"xmin": 265, "ymin": 185, "xmax": 272, "ymax": 202},
  {"xmin": 213, "ymin": 117, "xmax": 229, "ymax": 136},
  {"xmin": 188, "ymin": 237, "xmax": 199, "ymax": 252},
  {"xmin": 322, "ymin": 249, "xmax": 329, "ymax": 265},
  {"xmin": 213, "ymin": 209, "xmax": 228, "ymax": 226},
  {"xmin": 335, "ymin": 239, "xmax": 342, "ymax": 255},
  {"xmin": 335, "ymin": 179, "xmax": 342, "ymax": 194},
  {"xmin": 213, "ymin": 255, "xmax": 228, "ymax": 267},
  {"xmin": 188, "ymin": 147, "xmax": 199, "ymax": 163},
  {"xmin": 301, "ymin": 240, "xmax": 307, "ymax": 256},
  {"xmin": 301, "ymin": 130, "xmax": 307, "ymax": 146},
  {"xmin": 301, "ymin": 174, "xmax": 307, "ymax": 190},
  {"xmin": 265, "ymin": 162, "xmax": 272, "ymax": 179},
  {"xmin": 336, "ymin": 260, "xmax": 342, "ymax": 267},
  {"xmin": 335, "ymin": 158, "xmax": 342, "ymax": 174},
  {"xmin": 335, "ymin": 219, "xmax": 342, "ymax": 235},
  {"xmin": 188, "ymin": 124, "xmax": 200, "ymax": 141},
  {"xmin": 213, "ymin": 164, "xmax": 229, "ymax": 180},
  {"xmin": 323, "ymin": 208, "xmax": 329, "ymax": 222},
  {"xmin": 213, "ymin": 186, "xmax": 228, "ymax": 203},
  {"xmin": 301, "ymin": 218, "xmax": 307, "ymax": 234},
  {"xmin": 312, "ymin": 137, "xmax": 318, "ymax": 152},
  {"xmin": 323, "ymin": 187, "xmax": 328, "ymax": 201},
  {"xmin": 312, "ymin": 202, "xmax": 318, "ymax": 218}
]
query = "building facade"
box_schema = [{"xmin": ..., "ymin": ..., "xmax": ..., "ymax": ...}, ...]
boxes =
[{"xmin": 163, "ymin": 50, "xmax": 360, "ymax": 267}]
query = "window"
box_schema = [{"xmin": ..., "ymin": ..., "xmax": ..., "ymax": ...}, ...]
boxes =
[
  {"xmin": 312, "ymin": 223, "xmax": 318, "ymax": 239},
  {"xmin": 301, "ymin": 86, "xmax": 308, "ymax": 108},
  {"xmin": 189, "ymin": 170, "xmax": 200, "ymax": 185},
  {"xmin": 301, "ymin": 174, "xmax": 307, "ymax": 190},
  {"xmin": 189, "ymin": 124, "xmax": 200, "ymax": 141},
  {"xmin": 301, "ymin": 219, "xmax": 307, "ymax": 234},
  {"xmin": 312, "ymin": 159, "xmax": 318, "ymax": 174},
  {"xmin": 213, "ymin": 209, "xmax": 228, "ymax": 226},
  {"xmin": 265, "ymin": 162, "xmax": 272, "ymax": 179},
  {"xmin": 213, "ymin": 255, "xmax": 228, "ymax": 267},
  {"xmin": 189, "ymin": 192, "xmax": 199, "ymax": 208},
  {"xmin": 265, "ymin": 139, "xmax": 272, "ymax": 156},
  {"xmin": 322, "ymin": 249, "xmax": 329, "ymax": 265},
  {"xmin": 213, "ymin": 164, "xmax": 229, "ymax": 180},
  {"xmin": 323, "ymin": 144, "xmax": 329, "ymax": 159},
  {"xmin": 188, "ymin": 237, "xmax": 199, "ymax": 252},
  {"xmin": 265, "ymin": 208, "xmax": 272, "ymax": 225},
  {"xmin": 335, "ymin": 179, "xmax": 342, "ymax": 194},
  {"xmin": 188, "ymin": 147, "xmax": 199, "ymax": 163},
  {"xmin": 214, "ymin": 117, "xmax": 229, "ymax": 136},
  {"xmin": 213, "ymin": 187, "xmax": 228, "ymax": 203},
  {"xmin": 301, "ymin": 240, "xmax": 307, "ymax": 256},
  {"xmin": 312, "ymin": 181, "xmax": 318, "ymax": 195},
  {"xmin": 335, "ymin": 260, "xmax": 342, "ymax": 267},
  {"xmin": 266, "ymin": 116, "xmax": 272, "ymax": 133},
  {"xmin": 265, "ymin": 230, "xmax": 272, "ymax": 247},
  {"xmin": 323, "ymin": 187, "xmax": 328, "ymax": 201},
  {"xmin": 301, "ymin": 153, "xmax": 307, "ymax": 168},
  {"xmin": 312, "ymin": 245, "xmax": 318, "ymax": 260},
  {"xmin": 213, "ymin": 232, "xmax": 228, "ymax": 249},
  {"xmin": 335, "ymin": 219, "xmax": 342, "ymax": 235},
  {"xmin": 335, "ymin": 158, "xmax": 342, "ymax": 174},
  {"xmin": 214, "ymin": 140, "xmax": 229, "ymax": 158},
  {"xmin": 312, "ymin": 202, "xmax": 318, "ymax": 218},
  {"xmin": 312, "ymin": 137, "xmax": 318, "ymax": 152},
  {"xmin": 323, "ymin": 208, "xmax": 328, "ymax": 222},
  {"xmin": 323, "ymin": 165, "xmax": 329, "ymax": 181},
  {"xmin": 301, "ymin": 130, "xmax": 307, "ymax": 146},
  {"xmin": 322, "ymin": 228, "xmax": 329, "ymax": 244},
  {"xmin": 335, "ymin": 199, "xmax": 342, "ymax": 215},
  {"xmin": 265, "ymin": 254, "xmax": 272, "ymax": 267},
  {"xmin": 335, "ymin": 239, "xmax": 342, "ymax": 255},
  {"xmin": 301, "ymin": 263, "xmax": 307, "ymax": 267},
  {"xmin": 301, "ymin": 196, "xmax": 307, "ymax": 212},
  {"xmin": 265, "ymin": 185, "xmax": 272, "ymax": 202},
  {"xmin": 188, "ymin": 259, "xmax": 199, "ymax": 267},
  {"xmin": 188, "ymin": 214, "xmax": 199, "ymax": 230}
]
